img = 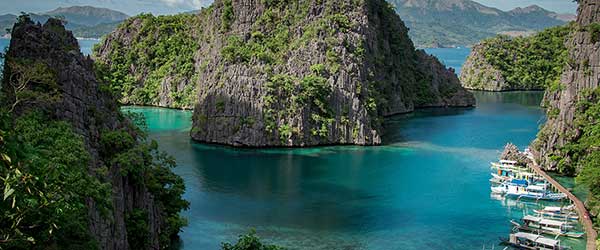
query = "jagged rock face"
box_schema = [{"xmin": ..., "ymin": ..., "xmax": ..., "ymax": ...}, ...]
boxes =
[
  {"xmin": 501, "ymin": 143, "xmax": 532, "ymax": 167},
  {"xmin": 460, "ymin": 43, "xmax": 509, "ymax": 91},
  {"xmin": 532, "ymin": 0, "xmax": 600, "ymax": 171},
  {"xmin": 3, "ymin": 19, "xmax": 164, "ymax": 250},
  {"xmin": 96, "ymin": 0, "xmax": 475, "ymax": 147}
]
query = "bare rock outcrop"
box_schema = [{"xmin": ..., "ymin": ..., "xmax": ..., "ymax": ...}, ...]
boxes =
[{"xmin": 500, "ymin": 143, "xmax": 533, "ymax": 166}]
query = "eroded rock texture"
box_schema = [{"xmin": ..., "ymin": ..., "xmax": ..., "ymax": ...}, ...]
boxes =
[
  {"xmin": 460, "ymin": 43, "xmax": 510, "ymax": 91},
  {"xmin": 532, "ymin": 0, "xmax": 600, "ymax": 171},
  {"xmin": 96, "ymin": 0, "xmax": 475, "ymax": 147},
  {"xmin": 2, "ymin": 18, "xmax": 175, "ymax": 250}
]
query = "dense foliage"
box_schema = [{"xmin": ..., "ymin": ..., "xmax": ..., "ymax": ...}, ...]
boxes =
[
  {"xmin": 99, "ymin": 112, "xmax": 190, "ymax": 249},
  {"xmin": 478, "ymin": 24, "xmax": 571, "ymax": 90},
  {"xmin": 0, "ymin": 111, "xmax": 110, "ymax": 249},
  {"xmin": 221, "ymin": 230, "xmax": 283, "ymax": 250},
  {"xmin": 96, "ymin": 13, "xmax": 199, "ymax": 108},
  {"xmin": 1, "ymin": 28, "xmax": 189, "ymax": 248}
]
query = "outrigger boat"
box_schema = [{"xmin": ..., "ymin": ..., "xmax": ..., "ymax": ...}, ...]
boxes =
[
  {"xmin": 491, "ymin": 179, "xmax": 528, "ymax": 194},
  {"xmin": 491, "ymin": 160, "xmax": 526, "ymax": 171},
  {"xmin": 533, "ymin": 206, "xmax": 579, "ymax": 221},
  {"xmin": 501, "ymin": 232, "xmax": 570, "ymax": 250},
  {"xmin": 511, "ymin": 215, "xmax": 584, "ymax": 238},
  {"xmin": 490, "ymin": 170, "xmax": 542, "ymax": 185},
  {"xmin": 539, "ymin": 205, "xmax": 575, "ymax": 213},
  {"xmin": 491, "ymin": 181, "xmax": 566, "ymax": 201}
]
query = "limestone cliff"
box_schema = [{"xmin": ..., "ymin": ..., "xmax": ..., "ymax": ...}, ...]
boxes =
[
  {"xmin": 532, "ymin": 0, "xmax": 600, "ymax": 172},
  {"xmin": 460, "ymin": 43, "xmax": 510, "ymax": 91},
  {"xmin": 2, "ymin": 18, "xmax": 187, "ymax": 249},
  {"xmin": 95, "ymin": 0, "xmax": 475, "ymax": 147},
  {"xmin": 460, "ymin": 25, "xmax": 571, "ymax": 91}
]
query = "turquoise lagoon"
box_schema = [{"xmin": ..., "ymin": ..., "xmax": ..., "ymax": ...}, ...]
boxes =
[
  {"xmin": 1, "ymin": 38, "xmax": 585, "ymax": 249},
  {"xmin": 124, "ymin": 90, "xmax": 584, "ymax": 250}
]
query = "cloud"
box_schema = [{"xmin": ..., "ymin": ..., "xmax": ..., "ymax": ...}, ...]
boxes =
[{"xmin": 160, "ymin": 0, "xmax": 210, "ymax": 9}]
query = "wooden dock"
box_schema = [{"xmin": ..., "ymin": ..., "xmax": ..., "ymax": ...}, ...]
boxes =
[{"xmin": 526, "ymin": 153, "xmax": 597, "ymax": 250}]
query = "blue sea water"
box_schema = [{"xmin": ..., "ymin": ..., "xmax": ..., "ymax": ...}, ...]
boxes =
[
  {"xmin": 124, "ymin": 91, "xmax": 584, "ymax": 250},
  {"xmin": 0, "ymin": 38, "xmax": 96, "ymax": 57},
  {"xmin": 424, "ymin": 47, "xmax": 471, "ymax": 75},
  {"xmin": 0, "ymin": 37, "xmax": 585, "ymax": 249}
]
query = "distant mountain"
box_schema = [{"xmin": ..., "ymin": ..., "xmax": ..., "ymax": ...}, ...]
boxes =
[
  {"xmin": 43, "ymin": 6, "xmax": 128, "ymax": 26},
  {"xmin": 0, "ymin": 6, "xmax": 129, "ymax": 38},
  {"xmin": 390, "ymin": 0, "xmax": 575, "ymax": 47}
]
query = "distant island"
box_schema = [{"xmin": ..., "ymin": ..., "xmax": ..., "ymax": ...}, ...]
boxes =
[
  {"xmin": 0, "ymin": 6, "xmax": 129, "ymax": 39},
  {"xmin": 390, "ymin": 0, "xmax": 575, "ymax": 48}
]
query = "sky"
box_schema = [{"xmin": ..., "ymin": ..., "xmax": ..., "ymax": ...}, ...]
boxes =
[
  {"xmin": 0, "ymin": 0, "xmax": 579, "ymax": 16},
  {"xmin": 475, "ymin": 0, "xmax": 578, "ymax": 14}
]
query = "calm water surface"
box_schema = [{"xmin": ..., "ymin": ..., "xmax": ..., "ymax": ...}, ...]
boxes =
[
  {"xmin": 1, "ymin": 38, "xmax": 584, "ymax": 249},
  {"xmin": 123, "ymin": 91, "xmax": 584, "ymax": 250},
  {"xmin": 424, "ymin": 47, "xmax": 471, "ymax": 75}
]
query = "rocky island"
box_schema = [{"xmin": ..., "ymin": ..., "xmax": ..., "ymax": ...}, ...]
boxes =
[
  {"xmin": 0, "ymin": 17, "xmax": 187, "ymax": 250},
  {"xmin": 95, "ymin": 0, "xmax": 475, "ymax": 147}
]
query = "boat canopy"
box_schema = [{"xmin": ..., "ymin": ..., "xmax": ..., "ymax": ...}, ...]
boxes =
[
  {"xmin": 527, "ymin": 184, "xmax": 547, "ymax": 191},
  {"xmin": 544, "ymin": 205, "xmax": 575, "ymax": 212},
  {"xmin": 514, "ymin": 232, "xmax": 559, "ymax": 246},
  {"xmin": 510, "ymin": 179, "xmax": 528, "ymax": 186},
  {"xmin": 500, "ymin": 160, "xmax": 518, "ymax": 164},
  {"xmin": 523, "ymin": 215, "xmax": 567, "ymax": 227},
  {"xmin": 544, "ymin": 206, "xmax": 563, "ymax": 212}
]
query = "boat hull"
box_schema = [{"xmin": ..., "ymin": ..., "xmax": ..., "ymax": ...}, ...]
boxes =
[{"xmin": 511, "ymin": 221, "xmax": 585, "ymax": 238}]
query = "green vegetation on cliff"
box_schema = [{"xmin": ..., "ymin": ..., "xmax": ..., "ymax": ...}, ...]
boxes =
[
  {"xmin": 0, "ymin": 111, "xmax": 109, "ymax": 249},
  {"xmin": 95, "ymin": 13, "xmax": 199, "ymax": 108},
  {"xmin": 96, "ymin": 0, "xmax": 473, "ymax": 147},
  {"xmin": 528, "ymin": 0, "xmax": 600, "ymax": 220},
  {"xmin": 1, "ymin": 16, "xmax": 189, "ymax": 249},
  {"xmin": 549, "ymin": 88, "xmax": 600, "ymax": 214},
  {"xmin": 461, "ymin": 24, "xmax": 571, "ymax": 91}
]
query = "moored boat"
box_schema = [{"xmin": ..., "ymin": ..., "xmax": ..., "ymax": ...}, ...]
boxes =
[
  {"xmin": 511, "ymin": 215, "xmax": 584, "ymax": 238},
  {"xmin": 491, "ymin": 160, "xmax": 526, "ymax": 171},
  {"xmin": 500, "ymin": 232, "xmax": 570, "ymax": 250},
  {"xmin": 491, "ymin": 179, "xmax": 528, "ymax": 194},
  {"xmin": 533, "ymin": 209, "xmax": 579, "ymax": 221},
  {"xmin": 492, "ymin": 181, "xmax": 566, "ymax": 201}
]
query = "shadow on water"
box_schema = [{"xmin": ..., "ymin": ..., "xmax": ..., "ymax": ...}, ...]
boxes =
[{"xmin": 130, "ymin": 89, "xmax": 575, "ymax": 250}]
